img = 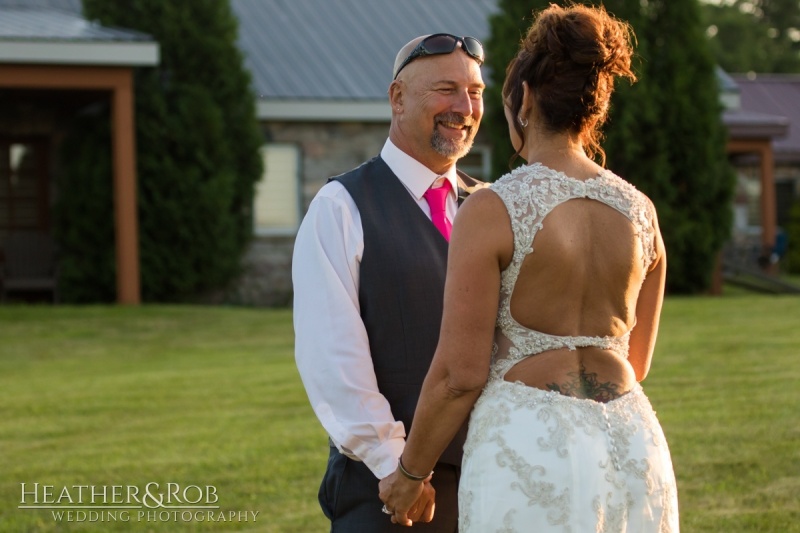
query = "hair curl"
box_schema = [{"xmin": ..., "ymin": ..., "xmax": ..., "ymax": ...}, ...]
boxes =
[{"xmin": 503, "ymin": 3, "xmax": 637, "ymax": 166}]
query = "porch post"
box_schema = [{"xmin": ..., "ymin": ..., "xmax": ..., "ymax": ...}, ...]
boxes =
[
  {"xmin": 759, "ymin": 145, "xmax": 777, "ymax": 274},
  {"xmin": 111, "ymin": 70, "xmax": 141, "ymax": 304}
]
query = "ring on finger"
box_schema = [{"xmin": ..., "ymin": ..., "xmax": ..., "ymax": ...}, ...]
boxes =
[{"xmin": 381, "ymin": 504, "xmax": 393, "ymax": 515}]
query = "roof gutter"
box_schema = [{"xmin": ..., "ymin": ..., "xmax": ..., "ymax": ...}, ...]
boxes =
[
  {"xmin": 0, "ymin": 40, "xmax": 159, "ymax": 67},
  {"xmin": 256, "ymin": 99, "xmax": 390, "ymax": 122}
]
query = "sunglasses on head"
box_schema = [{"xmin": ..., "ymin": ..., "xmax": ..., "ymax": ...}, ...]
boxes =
[{"xmin": 393, "ymin": 33, "xmax": 485, "ymax": 80}]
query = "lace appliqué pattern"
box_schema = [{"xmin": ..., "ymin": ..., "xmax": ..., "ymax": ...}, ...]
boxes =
[
  {"xmin": 495, "ymin": 433, "xmax": 572, "ymax": 528},
  {"xmin": 463, "ymin": 393, "xmax": 511, "ymax": 458},
  {"xmin": 459, "ymin": 380, "xmax": 678, "ymax": 532},
  {"xmin": 594, "ymin": 491, "xmax": 635, "ymax": 532},
  {"xmin": 494, "ymin": 380, "xmax": 660, "ymax": 488}
]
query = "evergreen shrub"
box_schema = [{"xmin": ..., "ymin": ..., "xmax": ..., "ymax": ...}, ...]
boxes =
[{"xmin": 56, "ymin": 0, "xmax": 263, "ymax": 302}]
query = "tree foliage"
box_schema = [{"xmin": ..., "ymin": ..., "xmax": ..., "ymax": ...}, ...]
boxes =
[
  {"xmin": 786, "ymin": 201, "xmax": 800, "ymax": 274},
  {"xmin": 55, "ymin": 105, "xmax": 117, "ymax": 303},
  {"xmin": 702, "ymin": 0, "xmax": 800, "ymax": 73},
  {"xmin": 56, "ymin": 0, "xmax": 263, "ymax": 302},
  {"xmin": 484, "ymin": 0, "xmax": 536, "ymax": 180},
  {"xmin": 485, "ymin": 0, "xmax": 735, "ymax": 293}
]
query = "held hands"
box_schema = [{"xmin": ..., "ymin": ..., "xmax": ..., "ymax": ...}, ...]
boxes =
[{"xmin": 378, "ymin": 469, "xmax": 435, "ymax": 527}]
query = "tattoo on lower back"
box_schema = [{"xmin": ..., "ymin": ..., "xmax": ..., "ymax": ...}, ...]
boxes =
[{"xmin": 546, "ymin": 364, "xmax": 623, "ymax": 402}]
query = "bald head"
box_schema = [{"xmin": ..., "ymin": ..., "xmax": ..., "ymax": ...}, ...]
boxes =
[
  {"xmin": 393, "ymin": 35, "xmax": 428, "ymax": 79},
  {"xmin": 392, "ymin": 33, "xmax": 484, "ymax": 82}
]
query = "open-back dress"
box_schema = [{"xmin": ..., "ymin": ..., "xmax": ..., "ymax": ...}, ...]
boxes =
[{"xmin": 458, "ymin": 163, "xmax": 679, "ymax": 532}]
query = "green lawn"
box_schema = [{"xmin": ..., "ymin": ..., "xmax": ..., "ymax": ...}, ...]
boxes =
[
  {"xmin": 0, "ymin": 295, "xmax": 798, "ymax": 532},
  {"xmin": 0, "ymin": 306, "xmax": 327, "ymax": 532}
]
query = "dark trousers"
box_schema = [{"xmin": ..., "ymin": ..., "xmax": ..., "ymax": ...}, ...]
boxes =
[{"xmin": 319, "ymin": 446, "xmax": 460, "ymax": 532}]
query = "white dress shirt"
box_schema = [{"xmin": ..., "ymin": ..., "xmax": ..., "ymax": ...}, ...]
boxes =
[{"xmin": 292, "ymin": 139, "xmax": 457, "ymax": 480}]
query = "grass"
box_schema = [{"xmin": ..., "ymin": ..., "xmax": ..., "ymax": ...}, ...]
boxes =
[
  {"xmin": 0, "ymin": 294, "xmax": 798, "ymax": 532},
  {"xmin": 0, "ymin": 306, "xmax": 328, "ymax": 532},
  {"xmin": 649, "ymin": 294, "xmax": 800, "ymax": 531}
]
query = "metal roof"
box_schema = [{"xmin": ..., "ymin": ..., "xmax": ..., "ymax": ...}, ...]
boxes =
[
  {"xmin": 0, "ymin": 0, "xmax": 157, "ymax": 66},
  {"xmin": 230, "ymin": 0, "xmax": 498, "ymax": 102},
  {"xmin": 0, "ymin": 8, "xmax": 152, "ymax": 42},
  {"xmin": 0, "ymin": 3, "xmax": 151, "ymax": 42},
  {"xmin": 724, "ymin": 109, "xmax": 790, "ymax": 140},
  {"xmin": 0, "ymin": 0, "xmax": 153, "ymax": 42},
  {"xmin": 732, "ymin": 74, "xmax": 800, "ymax": 162},
  {"xmin": 0, "ymin": 0, "xmax": 81, "ymax": 14}
]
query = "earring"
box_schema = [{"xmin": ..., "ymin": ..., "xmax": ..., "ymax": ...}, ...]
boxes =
[{"xmin": 518, "ymin": 116, "xmax": 528, "ymax": 128}]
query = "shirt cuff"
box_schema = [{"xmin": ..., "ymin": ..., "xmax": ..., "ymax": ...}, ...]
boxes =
[{"xmin": 356, "ymin": 438, "xmax": 406, "ymax": 480}]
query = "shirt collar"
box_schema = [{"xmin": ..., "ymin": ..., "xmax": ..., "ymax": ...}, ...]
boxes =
[{"xmin": 381, "ymin": 139, "xmax": 458, "ymax": 200}]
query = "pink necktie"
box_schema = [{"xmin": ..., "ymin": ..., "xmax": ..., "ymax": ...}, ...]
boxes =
[{"xmin": 423, "ymin": 179, "xmax": 452, "ymax": 241}]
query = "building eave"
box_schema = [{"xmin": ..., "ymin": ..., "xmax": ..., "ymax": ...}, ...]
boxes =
[
  {"xmin": 0, "ymin": 39, "xmax": 159, "ymax": 66},
  {"xmin": 723, "ymin": 109, "xmax": 790, "ymax": 140},
  {"xmin": 256, "ymin": 99, "xmax": 390, "ymax": 122},
  {"xmin": 775, "ymin": 149, "xmax": 800, "ymax": 165},
  {"xmin": 726, "ymin": 123, "xmax": 790, "ymax": 140}
]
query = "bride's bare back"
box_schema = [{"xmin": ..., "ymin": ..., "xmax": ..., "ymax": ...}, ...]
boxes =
[
  {"xmin": 463, "ymin": 161, "xmax": 665, "ymax": 403},
  {"xmin": 504, "ymin": 195, "xmax": 645, "ymax": 400}
]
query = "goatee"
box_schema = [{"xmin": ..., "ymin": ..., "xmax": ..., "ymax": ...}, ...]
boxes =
[{"xmin": 431, "ymin": 112, "xmax": 476, "ymax": 159}]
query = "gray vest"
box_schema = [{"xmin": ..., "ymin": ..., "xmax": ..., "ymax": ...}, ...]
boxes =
[{"xmin": 332, "ymin": 156, "xmax": 467, "ymax": 466}]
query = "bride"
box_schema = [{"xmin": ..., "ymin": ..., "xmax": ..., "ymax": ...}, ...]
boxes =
[{"xmin": 379, "ymin": 4, "xmax": 679, "ymax": 531}]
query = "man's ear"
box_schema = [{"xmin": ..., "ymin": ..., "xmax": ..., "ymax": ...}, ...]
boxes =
[{"xmin": 389, "ymin": 80, "xmax": 403, "ymax": 113}]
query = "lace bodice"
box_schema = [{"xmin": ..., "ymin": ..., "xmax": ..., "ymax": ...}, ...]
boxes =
[{"xmin": 488, "ymin": 163, "xmax": 658, "ymax": 379}]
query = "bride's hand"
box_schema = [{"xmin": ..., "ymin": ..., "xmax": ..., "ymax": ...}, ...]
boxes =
[{"xmin": 379, "ymin": 470, "xmax": 435, "ymax": 526}]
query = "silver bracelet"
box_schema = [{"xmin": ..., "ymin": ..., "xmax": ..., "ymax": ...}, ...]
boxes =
[{"xmin": 398, "ymin": 456, "xmax": 433, "ymax": 481}]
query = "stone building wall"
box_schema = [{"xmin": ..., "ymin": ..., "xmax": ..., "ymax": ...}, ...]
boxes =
[
  {"xmin": 223, "ymin": 234, "xmax": 296, "ymax": 307},
  {"xmin": 225, "ymin": 120, "xmax": 390, "ymax": 306}
]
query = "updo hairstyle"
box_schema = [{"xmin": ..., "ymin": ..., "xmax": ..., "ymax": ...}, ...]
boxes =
[{"xmin": 503, "ymin": 3, "xmax": 636, "ymax": 165}]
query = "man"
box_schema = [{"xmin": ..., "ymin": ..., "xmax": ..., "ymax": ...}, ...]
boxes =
[{"xmin": 293, "ymin": 33, "xmax": 485, "ymax": 532}]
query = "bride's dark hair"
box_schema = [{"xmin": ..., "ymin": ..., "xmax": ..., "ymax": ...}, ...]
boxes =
[{"xmin": 503, "ymin": 3, "xmax": 637, "ymax": 166}]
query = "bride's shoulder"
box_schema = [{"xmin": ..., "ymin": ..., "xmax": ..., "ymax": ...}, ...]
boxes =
[
  {"xmin": 456, "ymin": 184, "xmax": 510, "ymax": 233},
  {"xmin": 490, "ymin": 163, "xmax": 544, "ymax": 190},
  {"xmin": 601, "ymin": 169, "xmax": 652, "ymax": 200},
  {"xmin": 599, "ymin": 169, "xmax": 659, "ymax": 222}
]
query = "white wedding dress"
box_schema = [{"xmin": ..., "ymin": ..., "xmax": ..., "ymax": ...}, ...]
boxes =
[{"xmin": 458, "ymin": 164, "xmax": 679, "ymax": 532}]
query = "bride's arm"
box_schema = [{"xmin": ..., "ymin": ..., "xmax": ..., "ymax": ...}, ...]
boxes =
[
  {"xmin": 628, "ymin": 207, "xmax": 667, "ymax": 382},
  {"xmin": 379, "ymin": 189, "xmax": 512, "ymax": 525}
]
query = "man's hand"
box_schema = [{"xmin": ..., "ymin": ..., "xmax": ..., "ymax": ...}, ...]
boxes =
[
  {"xmin": 406, "ymin": 480, "xmax": 435, "ymax": 523},
  {"xmin": 378, "ymin": 470, "xmax": 435, "ymax": 526}
]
